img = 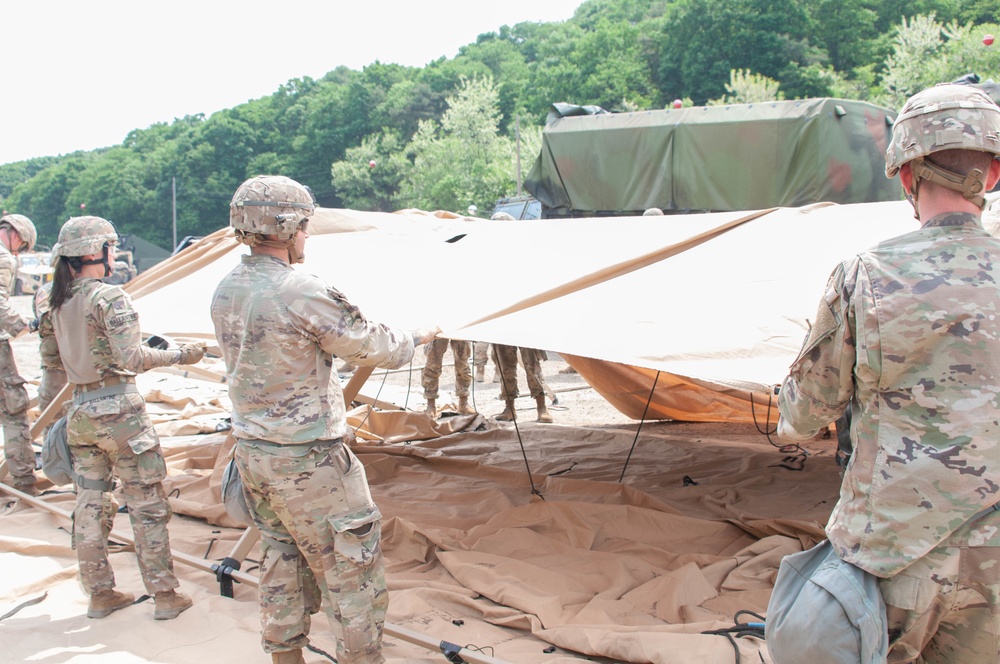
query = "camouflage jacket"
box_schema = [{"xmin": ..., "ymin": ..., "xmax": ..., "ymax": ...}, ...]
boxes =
[
  {"xmin": 210, "ymin": 254, "xmax": 415, "ymax": 444},
  {"xmin": 778, "ymin": 212, "xmax": 1000, "ymax": 577},
  {"xmin": 0, "ymin": 243, "xmax": 27, "ymax": 340},
  {"xmin": 44, "ymin": 279, "xmax": 183, "ymax": 384}
]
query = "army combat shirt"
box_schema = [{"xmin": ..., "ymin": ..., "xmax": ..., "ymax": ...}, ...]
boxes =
[
  {"xmin": 0, "ymin": 243, "xmax": 27, "ymax": 340},
  {"xmin": 210, "ymin": 254, "xmax": 415, "ymax": 444},
  {"xmin": 44, "ymin": 279, "xmax": 183, "ymax": 384},
  {"xmin": 778, "ymin": 212, "xmax": 1000, "ymax": 577}
]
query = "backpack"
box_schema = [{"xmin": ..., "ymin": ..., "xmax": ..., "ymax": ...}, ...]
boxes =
[
  {"xmin": 41, "ymin": 417, "xmax": 114, "ymax": 491},
  {"xmin": 766, "ymin": 539, "xmax": 888, "ymax": 664}
]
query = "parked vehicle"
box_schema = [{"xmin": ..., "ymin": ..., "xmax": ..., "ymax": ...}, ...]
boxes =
[{"xmin": 14, "ymin": 251, "xmax": 54, "ymax": 295}]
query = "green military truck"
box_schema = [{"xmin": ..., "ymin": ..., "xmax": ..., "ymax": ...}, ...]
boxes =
[{"xmin": 524, "ymin": 98, "xmax": 902, "ymax": 218}]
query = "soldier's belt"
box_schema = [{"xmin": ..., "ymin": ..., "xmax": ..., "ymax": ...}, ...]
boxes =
[
  {"xmin": 76, "ymin": 374, "xmax": 135, "ymax": 392},
  {"xmin": 237, "ymin": 437, "xmax": 344, "ymax": 454},
  {"xmin": 72, "ymin": 380, "xmax": 139, "ymax": 404}
]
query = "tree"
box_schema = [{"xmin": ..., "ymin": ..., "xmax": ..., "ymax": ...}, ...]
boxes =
[
  {"xmin": 329, "ymin": 132, "xmax": 409, "ymax": 211},
  {"xmin": 398, "ymin": 76, "xmax": 517, "ymax": 213},
  {"xmin": 708, "ymin": 69, "xmax": 784, "ymax": 105}
]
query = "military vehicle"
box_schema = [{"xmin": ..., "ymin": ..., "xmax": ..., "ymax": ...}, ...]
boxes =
[
  {"xmin": 14, "ymin": 251, "xmax": 53, "ymax": 295},
  {"xmin": 524, "ymin": 98, "xmax": 903, "ymax": 218}
]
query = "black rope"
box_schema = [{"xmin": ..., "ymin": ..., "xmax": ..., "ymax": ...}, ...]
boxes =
[
  {"xmin": 619, "ymin": 370, "xmax": 661, "ymax": 483},
  {"xmin": 496, "ymin": 349, "xmax": 543, "ymax": 500},
  {"xmin": 750, "ymin": 389, "xmax": 804, "ymax": 456},
  {"xmin": 700, "ymin": 609, "xmax": 767, "ymax": 664}
]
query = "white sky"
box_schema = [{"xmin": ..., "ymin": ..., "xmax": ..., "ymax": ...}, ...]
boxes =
[{"xmin": 1, "ymin": 0, "xmax": 584, "ymax": 165}]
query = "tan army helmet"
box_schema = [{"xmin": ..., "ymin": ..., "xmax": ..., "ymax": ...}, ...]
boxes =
[
  {"xmin": 230, "ymin": 175, "xmax": 315, "ymax": 243},
  {"xmin": 52, "ymin": 216, "xmax": 118, "ymax": 258},
  {"xmin": 885, "ymin": 83, "xmax": 1000, "ymax": 207},
  {"xmin": 490, "ymin": 211, "xmax": 516, "ymax": 221},
  {"xmin": 0, "ymin": 213, "xmax": 37, "ymax": 252}
]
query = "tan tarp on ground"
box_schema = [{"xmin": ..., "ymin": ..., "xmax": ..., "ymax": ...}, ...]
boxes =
[{"xmin": 2, "ymin": 369, "xmax": 842, "ymax": 663}]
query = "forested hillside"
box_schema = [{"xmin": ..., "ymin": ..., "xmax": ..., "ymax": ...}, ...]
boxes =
[{"xmin": 1, "ymin": 0, "xmax": 997, "ymax": 249}]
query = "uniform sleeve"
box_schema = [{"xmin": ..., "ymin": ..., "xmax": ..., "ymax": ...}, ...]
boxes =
[
  {"xmin": 777, "ymin": 261, "xmax": 857, "ymax": 441},
  {"xmin": 289, "ymin": 278, "xmax": 415, "ymax": 370},
  {"xmin": 38, "ymin": 311, "xmax": 63, "ymax": 370},
  {"xmin": 100, "ymin": 288, "xmax": 181, "ymax": 372},
  {"xmin": 0, "ymin": 254, "xmax": 27, "ymax": 337}
]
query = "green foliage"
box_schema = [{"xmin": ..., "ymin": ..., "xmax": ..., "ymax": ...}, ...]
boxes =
[{"xmin": 4, "ymin": 0, "xmax": 999, "ymax": 243}]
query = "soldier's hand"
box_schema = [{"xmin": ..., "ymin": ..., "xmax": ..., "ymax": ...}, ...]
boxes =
[
  {"xmin": 412, "ymin": 326, "xmax": 441, "ymax": 346},
  {"xmin": 27, "ymin": 318, "xmax": 40, "ymax": 333},
  {"xmin": 177, "ymin": 343, "xmax": 207, "ymax": 365}
]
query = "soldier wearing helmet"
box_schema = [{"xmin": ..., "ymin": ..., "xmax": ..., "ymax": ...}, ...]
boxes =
[
  {"xmin": 773, "ymin": 84, "xmax": 1000, "ymax": 662},
  {"xmin": 0, "ymin": 213, "xmax": 38, "ymax": 493},
  {"xmin": 43, "ymin": 215, "xmax": 204, "ymax": 621},
  {"xmin": 211, "ymin": 175, "xmax": 438, "ymax": 664}
]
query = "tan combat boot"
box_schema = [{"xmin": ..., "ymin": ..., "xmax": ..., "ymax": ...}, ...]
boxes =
[
  {"xmin": 153, "ymin": 590, "xmax": 193, "ymax": 620},
  {"xmin": 496, "ymin": 399, "xmax": 516, "ymax": 421},
  {"xmin": 474, "ymin": 365, "xmax": 485, "ymax": 383},
  {"xmin": 87, "ymin": 589, "xmax": 135, "ymax": 619},
  {"xmin": 536, "ymin": 396, "xmax": 554, "ymax": 423},
  {"xmin": 424, "ymin": 398, "xmax": 437, "ymax": 419},
  {"xmin": 272, "ymin": 649, "xmax": 306, "ymax": 664},
  {"xmin": 457, "ymin": 395, "xmax": 477, "ymax": 415}
]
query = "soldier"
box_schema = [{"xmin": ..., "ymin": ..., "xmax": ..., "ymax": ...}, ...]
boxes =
[
  {"xmin": 776, "ymin": 84, "xmax": 1000, "ymax": 661},
  {"xmin": 44, "ymin": 216, "xmax": 203, "ymax": 620},
  {"xmin": 34, "ymin": 282, "xmax": 68, "ymax": 427},
  {"xmin": 210, "ymin": 175, "xmax": 437, "ymax": 664},
  {"xmin": 421, "ymin": 338, "xmax": 475, "ymax": 418},
  {"xmin": 0, "ymin": 213, "xmax": 38, "ymax": 494},
  {"xmin": 493, "ymin": 345, "xmax": 553, "ymax": 423}
]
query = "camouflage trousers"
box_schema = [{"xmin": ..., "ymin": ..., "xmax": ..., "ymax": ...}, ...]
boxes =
[
  {"xmin": 68, "ymin": 390, "xmax": 179, "ymax": 595},
  {"xmin": 0, "ymin": 339, "xmax": 33, "ymax": 488},
  {"xmin": 38, "ymin": 366, "xmax": 68, "ymax": 418},
  {"xmin": 235, "ymin": 438, "xmax": 388, "ymax": 664},
  {"xmin": 494, "ymin": 345, "xmax": 548, "ymax": 400},
  {"xmin": 422, "ymin": 338, "xmax": 471, "ymax": 400},
  {"xmin": 473, "ymin": 341, "xmax": 490, "ymax": 369},
  {"xmin": 882, "ymin": 508, "xmax": 1000, "ymax": 663}
]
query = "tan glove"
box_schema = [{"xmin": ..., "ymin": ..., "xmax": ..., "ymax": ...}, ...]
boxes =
[{"xmin": 177, "ymin": 343, "xmax": 206, "ymax": 365}]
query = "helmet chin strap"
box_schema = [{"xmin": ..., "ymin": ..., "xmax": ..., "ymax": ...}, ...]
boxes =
[
  {"xmin": 909, "ymin": 157, "xmax": 987, "ymax": 209},
  {"xmin": 78, "ymin": 244, "xmax": 113, "ymax": 277}
]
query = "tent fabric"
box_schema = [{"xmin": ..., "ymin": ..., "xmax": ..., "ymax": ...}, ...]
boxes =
[{"xmin": 524, "ymin": 98, "xmax": 901, "ymax": 215}]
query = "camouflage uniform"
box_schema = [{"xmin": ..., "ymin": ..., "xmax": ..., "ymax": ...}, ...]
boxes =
[
  {"xmin": 44, "ymin": 277, "xmax": 189, "ymax": 596},
  {"xmin": 421, "ymin": 338, "xmax": 471, "ymax": 400},
  {"xmin": 778, "ymin": 212, "xmax": 1000, "ymax": 661},
  {"xmin": 0, "ymin": 241, "xmax": 34, "ymax": 490},
  {"xmin": 34, "ymin": 283, "xmax": 67, "ymax": 421},
  {"xmin": 211, "ymin": 253, "xmax": 415, "ymax": 663},
  {"xmin": 494, "ymin": 344, "xmax": 548, "ymax": 400}
]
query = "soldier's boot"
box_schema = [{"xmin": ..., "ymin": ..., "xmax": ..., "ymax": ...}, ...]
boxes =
[
  {"xmin": 153, "ymin": 590, "xmax": 193, "ymax": 620},
  {"xmin": 272, "ymin": 649, "xmax": 306, "ymax": 664},
  {"xmin": 536, "ymin": 396, "xmax": 554, "ymax": 424},
  {"xmin": 424, "ymin": 398, "xmax": 437, "ymax": 419},
  {"xmin": 496, "ymin": 399, "xmax": 517, "ymax": 422},
  {"xmin": 474, "ymin": 365, "xmax": 486, "ymax": 383},
  {"xmin": 457, "ymin": 395, "xmax": 477, "ymax": 415},
  {"xmin": 87, "ymin": 589, "xmax": 135, "ymax": 619}
]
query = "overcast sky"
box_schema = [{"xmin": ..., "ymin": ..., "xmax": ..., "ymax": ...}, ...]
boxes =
[{"xmin": 2, "ymin": 1, "xmax": 584, "ymax": 165}]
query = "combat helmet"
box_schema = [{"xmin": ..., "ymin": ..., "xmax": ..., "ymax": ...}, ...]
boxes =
[
  {"xmin": 230, "ymin": 175, "xmax": 315, "ymax": 242},
  {"xmin": 52, "ymin": 216, "xmax": 118, "ymax": 258},
  {"xmin": 0, "ymin": 213, "xmax": 37, "ymax": 252},
  {"xmin": 885, "ymin": 83, "xmax": 1000, "ymax": 207}
]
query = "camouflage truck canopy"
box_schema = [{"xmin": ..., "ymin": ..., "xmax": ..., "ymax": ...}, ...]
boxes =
[{"xmin": 525, "ymin": 98, "xmax": 903, "ymax": 216}]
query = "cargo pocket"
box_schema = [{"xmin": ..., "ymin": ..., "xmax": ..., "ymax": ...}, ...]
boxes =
[
  {"xmin": 330, "ymin": 512, "xmax": 386, "ymax": 655},
  {"xmin": 134, "ymin": 447, "xmax": 167, "ymax": 485},
  {"xmin": 1, "ymin": 374, "xmax": 29, "ymax": 415}
]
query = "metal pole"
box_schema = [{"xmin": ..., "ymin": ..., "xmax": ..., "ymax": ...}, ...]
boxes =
[
  {"xmin": 515, "ymin": 115, "xmax": 522, "ymax": 197},
  {"xmin": 172, "ymin": 177, "xmax": 177, "ymax": 252}
]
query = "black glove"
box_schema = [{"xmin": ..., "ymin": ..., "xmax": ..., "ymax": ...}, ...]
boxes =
[{"xmin": 27, "ymin": 318, "xmax": 39, "ymax": 333}]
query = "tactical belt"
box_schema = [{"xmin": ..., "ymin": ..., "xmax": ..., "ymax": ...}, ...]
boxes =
[
  {"xmin": 72, "ymin": 378, "xmax": 139, "ymax": 405},
  {"xmin": 237, "ymin": 437, "xmax": 343, "ymax": 453}
]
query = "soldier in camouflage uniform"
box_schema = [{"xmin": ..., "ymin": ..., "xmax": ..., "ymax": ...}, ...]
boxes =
[
  {"xmin": 44, "ymin": 216, "xmax": 204, "ymax": 621},
  {"xmin": 34, "ymin": 282, "xmax": 67, "ymax": 426},
  {"xmin": 421, "ymin": 337, "xmax": 475, "ymax": 418},
  {"xmin": 776, "ymin": 84, "xmax": 1000, "ymax": 662},
  {"xmin": 210, "ymin": 175, "xmax": 437, "ymax": 664},
  {"xmin": 0, "ymin": 213, "xmax": 38, "ymax": 493}
]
